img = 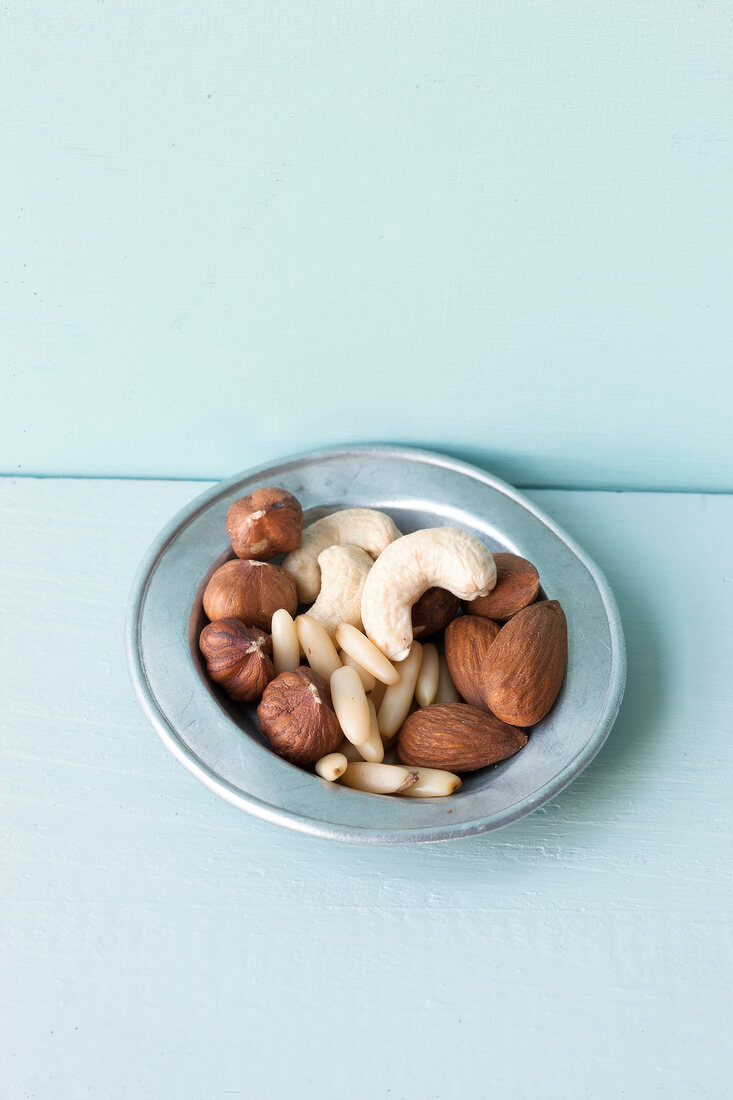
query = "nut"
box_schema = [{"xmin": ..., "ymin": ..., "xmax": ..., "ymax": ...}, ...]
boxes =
[
  {"xmin": 295, "ymin": 613, "xmax": 342, "ymax": 680},
  {"xmin": 203, "ymin": 559, "xmax": 297, "ymax": 630},
  {"xmin": 434, "ymin": 654, "xmax": 460, "ymax": 704},
  {"xmin": 377, "ymin": 641, "xmax": 423, "ymax": 740},
  {"xmin": 199, "ymin": 618, "xmax": 274, "ymax": 701},
  {"xmin": 414, "ymin": 643, "xmax": 440, "ymax": 707},
  {"xmin": 401, "ymin": 767, "xmax": 462, "ymax": 798},
  {"xmin": 330, "ymin": 664, "xmax": 371, "ymax": 747},
  {"xmin": 361, "ymin": 527, "xmax": 496, "ymax": 662},
  {"xmin": 397, "ymin": 703, "xmax": 527, "ymax": 772},
  {"xmin": 411, "ymin": 587, "xmax": 461, "ymax": 638},
  {"xmin": 226, "ymin": 487, "xmax": 303, "ymax": 561},
  {"xmin": 315, "ymin": 752, "xmax": 348, "ymax": 782},
  {"xmin": 444, "ymin": 615, "xmax": 501, "ymax": 710},
  {"xmin": 339, "ymin": 762, "xmax": 419, "ymax": 795},
  {"xmin": 307, "ymin": 545, "xmax": 373, "ymax": 637},
  {"xmin": 334, "ymin": 623, "xmax": 400, "ymax": 686},
  {"xmin": 283, "ymin": 508, "xmax": 402, "ymax": 603},
  {"xmin": 257, "ymin": 667, "xmax": 343, "ymax": 766},
  {"xmin": 467, "ymin": 552, "xmax": 540, "ymax": 621},
  {"xmin": 357, "ymin": 698, "xmax": 385, "ymax": 763},
  {"xmin": 483, "ymin": 600, "xmax": 567, "ymax": 725},
  {"xmin": 270, "ymin": 608, "xmax": 301, "ymax": 675}
]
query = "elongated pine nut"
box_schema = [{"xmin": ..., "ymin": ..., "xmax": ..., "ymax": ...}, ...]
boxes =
[
  {"xmin": 435, "ymin": 653, "xmax": 461, "ymax": 704},
  {"xmin": 335, "ymin": 623, "xmax": 400, "ymax": 686},
  {"xmin": 339, "ymin": 649, "xmax": 376, "ymax": 692},
  {"xmin": 378, "ymin": 642, "xmax": 423, "ymax": 739},
  {"xmin": 415, "ymin": 643, "xmax": 439, "ymax": 707},
  {"xmin": 340, "ymin": 762, "xmax": 419, "ymax": 795},
  {"xmin": 296, "ymin": 614, "xmax": 342, "ymax": 680},
  {"xmin": 357, "ymin": 699, "xmax": 384, "ymax": 763},
  {"xmin": 401, "ymin": 767, "xmax": 462, "ymax": 797},
  {"xmin": 315, "ymin": 752, "xmax": 348, "ymax": 782},
  {"xmin": 330, "ymin": 665, "xmax": 371, "ymax": 746},
  {"xmin": 271, "ymin": 608, "xmax": 301, "ymax": 675}
]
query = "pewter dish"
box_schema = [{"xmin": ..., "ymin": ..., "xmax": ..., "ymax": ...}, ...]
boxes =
[{"xmin": 126, "ymin": 445, "xmax": 626, "ymax": 843}]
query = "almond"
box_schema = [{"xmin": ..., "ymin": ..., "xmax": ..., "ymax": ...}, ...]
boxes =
[
  {"xmin": 444, "ymin": 615, "xmax": 500, "ymax": 710},
  {"xmin": 411, "ymin": 587, "xmax": 461, "ymax": 639},
  {"xmin": 483, "ymin": 599, "xmax": 567, "ymax": 725},
  {"xmin": 467, "ymin": 552, "xmax": 539, "ymax": 622},
  {"xmin": 397, "ymin": 702, "xmax": 527, "ymax": 773}
]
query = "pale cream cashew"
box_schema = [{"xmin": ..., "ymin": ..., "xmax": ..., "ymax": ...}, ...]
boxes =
[
  {"xmin": 306, "ymin": 545, "xmax": 373, "ymax": 637},
  {"xmin": 361, "ymin": 527, "xmax": 496, "ymax": 661},
  {"xmin": 283, "ymin": 508, "xmax": 401, "ymax": 602}
]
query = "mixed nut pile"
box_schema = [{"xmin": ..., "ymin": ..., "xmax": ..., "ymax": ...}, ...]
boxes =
[{"xmin": 198, "ymin": 487, "xmax": 567, "ymax": 799}]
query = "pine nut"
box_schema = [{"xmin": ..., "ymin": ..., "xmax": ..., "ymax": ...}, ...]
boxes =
[
  {"xmin": 415, "ymin": 643, "xmax": 439, "ymax": 707},
  {"xmin": 401, "ymin": 767, "xmax": 462, "ymax": 797},
  {"xmin": 295, "ymin": 614, "xmax": 342, "ymax": 680},
  {"xmin": 339, "ymin": 649, "xmax": 376, "ymax": 692},
  {"xmin": 357, "ymin": 699, "xmax": 384, "ymax": 763},
  {"xmin": 271, "ymin": 608, "xmax": 301, "ymax": 675},
  {"xmin": 435, "ymin": 653, "xmax": 460, "ymax": 704},
  {"xmin": 377, "ymin": 641, "xmax": 423, "ymax": 739},
  {"xmin": 340, "ymin": 762, "xmax": 419, "ymax": 795},
  {"xmin": 335, "ymin": 623, "xmax": 400, "ymax": 686},
  {"xmin": 315, "ymin": 752, "xmax": 348, "ymax": 782},
  {"xmin": 330, "ymin": 665, "xmax": 371, "ymax": 746}
]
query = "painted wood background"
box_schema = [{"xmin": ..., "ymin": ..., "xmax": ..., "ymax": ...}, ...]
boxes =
[
  {"xmin": 3, "ymin": 477, "xmax": 732, "ymax": 1098},
  {"xmin": 4, "ymin": 1, "xmax": 733, "ymax": 1096},
  {"xmin": 4, "ymin": 0, "xmax": 733, "ymax": 489}
]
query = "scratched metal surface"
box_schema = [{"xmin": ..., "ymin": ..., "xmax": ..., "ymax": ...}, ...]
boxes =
[{"xmin": 3, "ymin": 477, "xmax": 731, "ymax": 1098}]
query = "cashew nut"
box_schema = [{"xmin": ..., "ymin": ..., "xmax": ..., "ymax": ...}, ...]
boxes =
[
  {"xmin": 361, "ymin": 527, "xmax": 496, "ymax": 661},
  {"xmin": 283, "ymin": 508, "xmax": 402, "ymax": 602},
  {"xmin": 306, "ymin": 545, "xmax": 373, "ymax": 637}
]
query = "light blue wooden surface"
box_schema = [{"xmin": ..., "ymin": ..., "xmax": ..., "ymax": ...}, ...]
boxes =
[
  {"xmin": 4, "ymin": 1, "xmax": 733, "ymax": 489},
  {"xmin": 3, "ymin": 477, "xmax": 731, "ymax": 1099}
]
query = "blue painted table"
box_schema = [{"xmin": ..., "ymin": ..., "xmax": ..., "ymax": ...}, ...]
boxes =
[{"xmin": 3, "ymin": 477, "xmax": 731, "ymax": 1098}]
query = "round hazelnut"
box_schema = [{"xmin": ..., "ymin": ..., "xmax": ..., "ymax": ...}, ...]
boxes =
[
  {"xmin": 226, "ymin": 487, "xmax": 303, "ymax": 561},
  {"xmin": 202, "ymin": 559, "xmax": 297, "ymax": 631},
  {"xmin": 466, "ymin": 553, "xmax": 539, "ymax": 622},
  {"xmin": 411, "ymin": 587, "xmax": 461, "ymax": 639},
  {"xmin": 199, "ymin": 618, "xmax": 274, "ymax": 702},
  {"xmin": 257, "ymin": 667, "xmax": 343, "ymax": 767}
]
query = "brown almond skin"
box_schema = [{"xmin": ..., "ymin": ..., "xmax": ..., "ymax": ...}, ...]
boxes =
[
  {"xmin": 199, "ymin": 618, "xmax": 274, "ymax": 702},
  {"xmin": 412, "ymin": 587, "xmax": 461, "ymax": 639},
  {"xmin": 226, "ymin": 487, "xmax": 303, "ymax": 561},
  {"xmin": 202, "ymin": 558, "xmax": 297, "ymax": 630},
  {"xmin": 444, "ymin": 615, "xmax": 500, "ymax": 709},
  {"xmin": 467, "ymin": 552, "xmax": 540, "ymax": 621},
  {"xmin": 397, "ymin": 703, "xmax": 527, "ymax": 773},
  {"xmin": 257, "ymin": 667, "xmax": 343, "ymax": 767},
  {"xmin": 483, "ymin": 599, "xmax": 567, "ymax": 725}
]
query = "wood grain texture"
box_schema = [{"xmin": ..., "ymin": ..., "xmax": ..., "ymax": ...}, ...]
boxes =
[
  {"xmin": 2, "ymin": 477, "xmax": 731, "ymax": 1098},
  {"xmin": 3, "ymin": 1, "xmax": 733, "ymax": 490}
]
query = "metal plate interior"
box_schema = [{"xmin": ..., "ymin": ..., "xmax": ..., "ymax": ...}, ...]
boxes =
[{"xmin": 126, "ymin": 445, "xmax": 626, "ymax": 844}]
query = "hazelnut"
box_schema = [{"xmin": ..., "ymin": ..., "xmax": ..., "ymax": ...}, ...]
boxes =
[
  {"xmin": 199, "ymin": 618, "xmax": 274, "ymax": 702},
  {"xmin": 257, "ymin": 667, "xmax": 343, "ymax": 767},
  {"xmin": 466, "ymin": 553, "xmax": 539, "ymax": 622},
  {"xmin": 202, "ymin": 559, "xmax": 297, "ymax": 631},
  {"xmin": 411, "ymin": 587, "xmax": 461, "ymax": 639},
  {"xmin": 226, "ymin": 487, "xmax": 303, "ymax": 561}
]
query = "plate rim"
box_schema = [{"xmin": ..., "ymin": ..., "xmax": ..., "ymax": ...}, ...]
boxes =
[{"xmin": 125, "ymin": 443, "xmax": 627, "ymax": 844}]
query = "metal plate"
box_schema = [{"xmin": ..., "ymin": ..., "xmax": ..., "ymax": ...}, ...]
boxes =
[{"xmin": 126, "ymin": 445, "xmax": 626, "ymax": 843}]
